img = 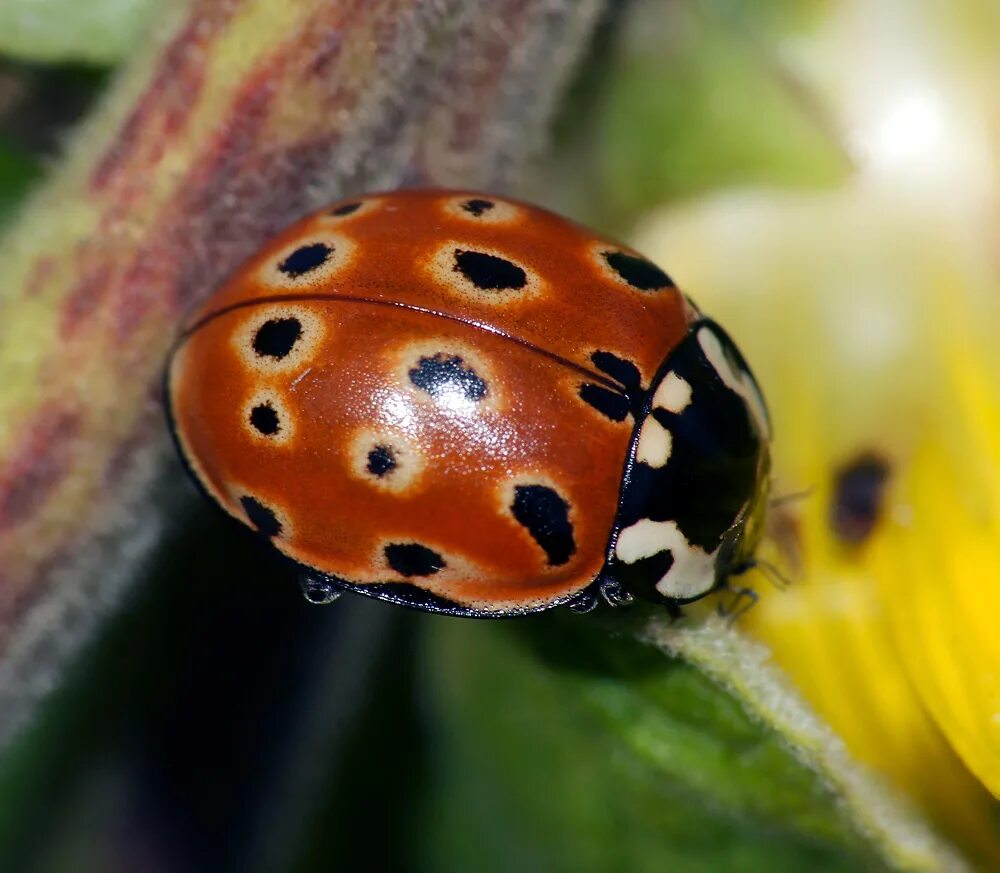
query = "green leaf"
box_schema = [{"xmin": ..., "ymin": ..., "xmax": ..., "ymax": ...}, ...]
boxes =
[
  {"xmin": 416, "ymin": 612, "xmax": 967, "ymax": 872},
  {"xmin": 593, "ymin": 3, "xmax": 849, "ymax": 219},
  {"xmin": 0, "ymin": 140, "xmax": 42, "ymax": 225},
  {"xmin": 0, "ymin": 0, "xmax": 160, "ymax": 64}
]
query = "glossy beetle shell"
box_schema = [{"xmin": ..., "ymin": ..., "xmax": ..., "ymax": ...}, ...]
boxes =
[{"xmin": 166, "ymin": 190, "xmax": 768, "ymax": 616}]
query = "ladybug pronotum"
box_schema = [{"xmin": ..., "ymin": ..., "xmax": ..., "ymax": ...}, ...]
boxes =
[{"xmin": 166, "ymin": 190, "xmax": 770, "ymax": 616}]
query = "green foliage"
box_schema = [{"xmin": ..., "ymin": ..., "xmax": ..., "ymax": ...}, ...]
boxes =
[
  {"xmin": 416, "ymin": 615, "xmax": 891, "ymax": 872},
  {"xmin": 585, "ymin": 2, "xmax": 847, "ymax": 223},
  {"xmin": 0, "ymin": 2, "xmax": 978, "ymax": 870},
  {"xmin": 697, "ymin": 0, "xmax": 834, "ymax": 34},
  {"xmin": 0, "ymin": 140, "xmax": 41, "ymax": 224},
  {"xmin": 0, "ymin": 0, "xmax": 159, "ymax": 64}
]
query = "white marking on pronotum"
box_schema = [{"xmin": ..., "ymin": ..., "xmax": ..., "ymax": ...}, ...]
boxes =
[
  {"xmin": 697, "ymin": 326, "xmax": 770, "ymax": 439},
  {"xmin": 347, "ymin": 427, "xmax": 425, "ymax": 494},
  {"xmin": 242, "ymin": 389, "xmax": 296, "ymax": 446},
  {"xmin": 651, "ymin": 371, "xmax": 692, "ymax": 414},
  {"xmin": 232, "ymin": 305, "xmax": 326, "ymax": 376},
  {"xmin": 615, "ymin": 518, "xmax": 718, "ymax": 600},
  {"xmin": 635, "ymin": 416, "xmax": 671, "ymax": 468}
]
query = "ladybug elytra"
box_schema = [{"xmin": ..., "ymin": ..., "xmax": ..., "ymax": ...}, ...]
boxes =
[{"xmin": 166, "ymin": 190, "xmax": 770, "ymax": 616}]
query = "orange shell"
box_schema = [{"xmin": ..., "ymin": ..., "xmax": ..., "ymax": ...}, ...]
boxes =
[{"xmin": 167, "ymin": 190, "xmax": 693, "ymax": 614}]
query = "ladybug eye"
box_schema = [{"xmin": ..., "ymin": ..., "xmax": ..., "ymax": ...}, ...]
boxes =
[
  {"xmin": 598, "ymin": 248, "xmax": 675, "ymax": 292},
  {"xmin": 253, "ymin": 317, "xmax": 301, "ymax": 359}
]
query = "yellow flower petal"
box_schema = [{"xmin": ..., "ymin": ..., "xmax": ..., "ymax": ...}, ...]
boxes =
[
  {"xmin": 633, "ymin": 186, "xmax": 1000, "ymax": 865},
  {"xmin": 872, "ymin": 332, "xmax": 1000, "ymax": 805}
]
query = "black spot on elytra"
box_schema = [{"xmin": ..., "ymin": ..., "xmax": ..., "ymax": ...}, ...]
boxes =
[
  {"xmin": 253, "ymin": 318, "xmax": 301, "ymax": 359},
  {"xmin": 511, "ymin": 484, "xmax": 576, "ymax": 566},
  {"xmin": 330, "ymin": 202, "xmax": 361, "ymax": 216},
  {"xmin": 604, "ymin": 250, "xmax": 673, "ymax": 291},
  {"xmin": 461, "ymin": 198, "xmax": 494, "ymax": 216},
  {"xmin": 385, "ymin": 543, "xmax": 445, "ymax": 577},
  {"xmin": 409, "ymin": 353, "xmax": 487, "ymax": 402},
  {"xmin": 239, "ymin": 496, "xmax": 281, "ymax": 538},
  {"xmin": 249, "ymin": 403, "xmax": 280, "ymax": 436},
  {"xmin": 278, "ymin": 242, "xmax": 331, "ymax": 277},
  {"xmin": 591, "ymin": 350, "xmax": 642, "ymax": 390},
  {"xmin": 453, "ymin": 249, "xmax": 527, "ymax": 290},
  {"xmin": 830, "ymin": 452, "xmax": 890, "ymax": 545},
  {"xmin": 366, "ymin": 445, "xmax": 397, "ymax": 477},
  {"xmin": 579, "ymin": 383, "xmax": 630, "ymax": 422}
]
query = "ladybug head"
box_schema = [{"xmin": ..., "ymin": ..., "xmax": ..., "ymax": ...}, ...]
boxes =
[{"xmin": 604, "ymin": 319, "xmax": 771, "ymax": 606}]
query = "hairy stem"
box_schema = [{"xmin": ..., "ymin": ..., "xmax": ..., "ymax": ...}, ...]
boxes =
[{"xmin": 0, "ymin": 0, "xmax": 602, "ymax": 743}]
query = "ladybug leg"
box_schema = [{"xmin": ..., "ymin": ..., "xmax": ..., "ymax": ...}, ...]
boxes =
[
  {"xmin": 567, "ymin": 590, "xmax": 600, "ymax": 614},
  {"xmin": 599, "ymin": 575, "xmax": 634, "ymax": 607},
  {"xmin": 299, "ymin": 570, "xmax": 344, "ymax": 605},
  {"xmin": 715, "ymin": 584, "xmax": 758, "ymax": 624},
  {"xmin": 729, "ymin": 556, "xmax": 792, "ymax": 591},
  {"xmin": 657, "ymin": 598, "xmax": 684, "ymax": 620},
  {"xmin": 566, "ymin": 574, "xmax": 635, "ymax": 614}
]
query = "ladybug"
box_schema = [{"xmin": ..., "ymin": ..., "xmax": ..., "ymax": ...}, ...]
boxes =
[{"xmin": 165, "ymin": 190, "xmax": 770, "ymax": 616}]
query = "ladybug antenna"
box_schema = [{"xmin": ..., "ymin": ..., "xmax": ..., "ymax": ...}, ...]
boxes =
[
  {"xmin": 726, "ymin": 554, "xmax": 793, "ymax": 591},
  {"xmin": 755, "ymin": 558, "xmax": 792, "ymax": 591},
  {"xmin": 715, "ymin": 583, "xmax": 759, "ymax": 624},
  {"xmin": 769, "ymin": 485, "xmax": 815, "ymax": 508}
]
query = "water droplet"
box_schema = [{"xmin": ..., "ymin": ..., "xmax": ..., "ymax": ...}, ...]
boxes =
[{"xmin": 300, "ymin": 574, "xmax": 342, "ymax": 605}]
